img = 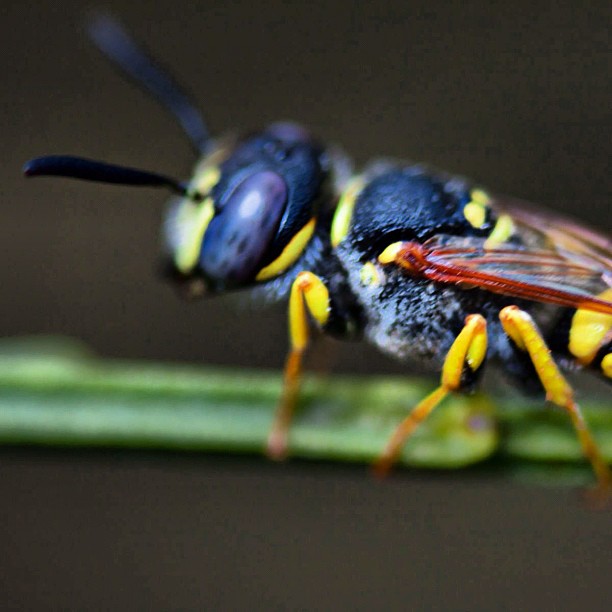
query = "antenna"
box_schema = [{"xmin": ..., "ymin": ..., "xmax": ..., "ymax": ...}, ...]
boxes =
[
  {"xmin": 87, "ymin": 13, "xmax": 211, "ymax": 155},
  {"xmin": 23, "ymin": 155, "xmax": 199, "ymax": 198}
]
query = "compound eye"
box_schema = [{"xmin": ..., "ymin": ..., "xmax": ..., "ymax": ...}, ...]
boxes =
[{"xmin": 199, "ymin": 170, "xmax": 287, "ymax": 286}]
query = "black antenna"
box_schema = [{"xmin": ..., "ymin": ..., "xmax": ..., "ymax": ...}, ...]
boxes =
[
  {"xmin": 87, "ymin": 13, "xmax": 211, "ymax": 155},
  {"xmin": 23, "ymin": 155, "xmax": 199, "ymax": 198}
]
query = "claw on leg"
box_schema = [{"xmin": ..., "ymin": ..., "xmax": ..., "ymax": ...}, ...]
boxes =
[{"xmin": 267, "ymin": 349, "xmax": 303, "ymax": 460}]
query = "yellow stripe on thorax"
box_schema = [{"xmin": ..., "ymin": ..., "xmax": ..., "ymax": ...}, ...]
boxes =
[
  {"xmin": 331, "ymin": 176, "xmax": 365, "ymax": 247},
  {"xmin": 256, "ymin": 218, "xmax": 316, "ymax": 281}
]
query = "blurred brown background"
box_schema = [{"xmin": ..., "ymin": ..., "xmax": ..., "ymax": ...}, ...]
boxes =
[{"xmin": 1, "ymin": 0, "xmax": 610, "ymax": 609}]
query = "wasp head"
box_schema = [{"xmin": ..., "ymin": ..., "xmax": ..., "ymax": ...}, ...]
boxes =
[{"xmin": 165, "ymin": 122, "xmax": 332, "ymax": 294}]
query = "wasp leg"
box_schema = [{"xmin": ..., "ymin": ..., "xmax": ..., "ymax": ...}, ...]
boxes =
[
  {"xmin": 374, "ymin": 314, "xmax": 488, "ymax": 475},
  {"xmin": 499, "ymin": 305, "xmax": 611, "ymax": 491},
  {"xmin": 267, "ymin": 272, "xmax": 330, "ymax": 460}
]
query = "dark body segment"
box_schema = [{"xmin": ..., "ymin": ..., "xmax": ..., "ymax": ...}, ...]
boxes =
[
  {"xmin": 347, "ymin": 164, "xmax": 489, "ymax": 253},
  {"xmin": 332, "ymin": 164, "xmax": 567, "ymax": 391}
]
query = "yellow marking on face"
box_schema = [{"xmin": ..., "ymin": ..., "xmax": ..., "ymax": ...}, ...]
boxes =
[
  {"xmin": 289, "ymin": 271, "xmax": 330, "ymax": 350},
  {"xmin": 331, "ymin": 176, "xmax": 365, "ymax": 247},
  {"xmin": 484, "ymin": 214, "xmax": 515, "ymax": 249},
  {"xmin": 602, "ymin": 354, "xmax": 612, "ymax": 378},
  {"xmin": 256, "ymin": 218, "xmax": 316, "ymax": 282},
  {"xmin": 174, "ymin": 197, "xmax": 215, "ymax": 273},
  {"xmin": 359, "ymin": 261, "xmax": 384, "ymax": 287},
  {"xmin": 569, "ymin": 288, "xmax": 612, "ymax": 365},
  {"xmin": 193, "ymin": 165, "xmax": 221, "ymax": 195}
]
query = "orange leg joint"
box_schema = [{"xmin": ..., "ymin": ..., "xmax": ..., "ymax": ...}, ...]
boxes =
[
  {"xmin": 266, "ymin": 271, "xmax": 330, "ymax": 460},
  {"xmin": 374, "ymin": 314, "xmax": 488, "ymax": 475},
  {"xmin": 499, "ymin": 305, "xmax": 611, "ymax": 493}
]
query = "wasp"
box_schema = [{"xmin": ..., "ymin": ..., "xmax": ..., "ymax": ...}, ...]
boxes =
[{"xmin": 24, "ymin": 15, "xmax": 611, "ymax": 491}]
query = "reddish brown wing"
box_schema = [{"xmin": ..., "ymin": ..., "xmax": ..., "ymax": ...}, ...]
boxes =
[
  {"xmin": 498, "ymin": 197, "xmax": 612, "ymax": 274},
  {"xmin": 414, "ymin": 197, "xmax": 612, "ymax": 315}
]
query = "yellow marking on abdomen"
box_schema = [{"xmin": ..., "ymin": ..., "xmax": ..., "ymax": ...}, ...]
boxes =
[
  {"xmin": 256, "ymin": 218, "xmax": 316, "ymax": 281},
  {"xmin": 569, "ymin": 288, "xmax": 612, "ymax": 365},
  {"xmin": 331, "ymin": 176, "xmax": 365, "ymax": 247},
  {"xmin": 601, "ymin": 354, "xmax": 612, "ymax": 378}
]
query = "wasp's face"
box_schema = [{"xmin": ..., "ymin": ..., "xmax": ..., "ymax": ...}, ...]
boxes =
[{"xmin": 165, "ymin": 122, "xmax": 330, "ymax": 293}]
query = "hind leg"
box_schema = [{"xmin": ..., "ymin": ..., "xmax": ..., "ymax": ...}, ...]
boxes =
[{"xmin": 500, "ymin": 305, "xmax": 610, "ymax": 492}]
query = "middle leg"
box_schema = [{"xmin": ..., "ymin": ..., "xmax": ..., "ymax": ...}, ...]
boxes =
[{"xmin": 375, "ymin": 313, "xmax": 488, "ymax": 475}]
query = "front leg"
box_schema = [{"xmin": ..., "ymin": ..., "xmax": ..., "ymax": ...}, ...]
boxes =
[
  {"xmin": 266, "ymin": 271, "xmax": 330, "ymax": 459},
  {"xmin": 375, "ymin": 314, "xmax": 488, "ymax": 475}
]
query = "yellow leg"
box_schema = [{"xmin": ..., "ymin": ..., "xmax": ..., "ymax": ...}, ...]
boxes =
[
  {"xmin": 374, "ymin": 314, "xmax": 488, "ymax": 475},
  {"xmin": 266, "ymin": 271, "xmax": 330, "ymax": 460},
  {"xmin": 499, "ymin": 305, "xmax": 611, "ymax": 492}
]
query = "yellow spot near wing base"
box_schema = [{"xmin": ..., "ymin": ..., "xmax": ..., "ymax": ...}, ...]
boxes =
[
  {"xmin": 255, "ymin": 218, "xmax": 316, "ymax": 281},
  {"xmin": 463, "ymin": 189, "xmax": 491, "ymax": 229},
  {"xmin": 377, "ymin": 242, "xmax": 404, "ymax": 265},
  {"xmin": 463, "ymin": 202, "xmax": 487, "ymax": 229},
  {"xmin": 569, "ymin": 288, "xmax": 612, "ymax": 365},
  {"xmin": 470, "ymin": 189, "xmax": 490, "ymax": 205},
  {"xmin": 360, "ymin": 261, "xmax": 384, "ymax": 286},
  {"xmin": 485, "ymin": 214, "xmax": 515, "ymax": 248}
]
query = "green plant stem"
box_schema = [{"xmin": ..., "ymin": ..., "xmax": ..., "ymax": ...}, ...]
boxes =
[{"xmin": 0, "ymin": 337, "xmax": 609, "ymax": 477}]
